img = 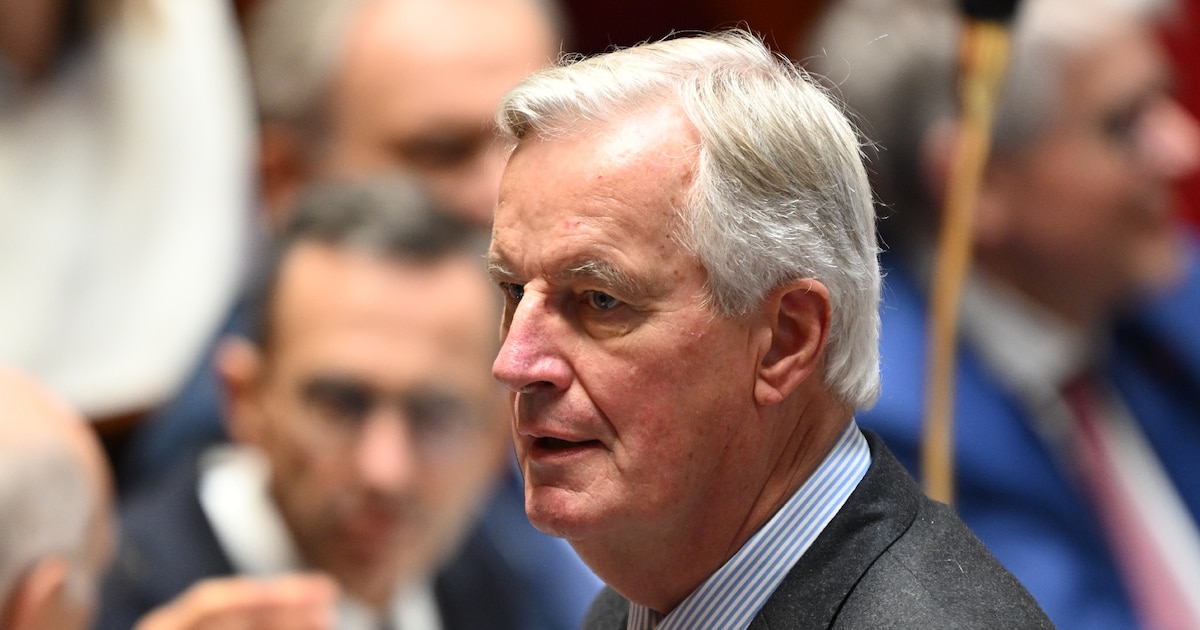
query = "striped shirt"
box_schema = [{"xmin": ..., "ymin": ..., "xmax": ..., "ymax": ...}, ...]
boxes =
[{"xmin": 627, "ymin": 420, "xmax": 871, "ymax": 630}]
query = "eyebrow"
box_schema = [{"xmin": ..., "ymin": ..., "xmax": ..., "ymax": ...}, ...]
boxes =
[
  {"xmin": 486, "ymin": 251, "xmax": 660, "ymax": 300},
  {"xmin": 486, "ymin": 253, "xmax": 518, "ymax": 283}
]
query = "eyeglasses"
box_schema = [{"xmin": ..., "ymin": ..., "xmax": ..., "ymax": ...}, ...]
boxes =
[{"xmin": 297, "ymin": 376, "xmax": 486, "ymax": 454}]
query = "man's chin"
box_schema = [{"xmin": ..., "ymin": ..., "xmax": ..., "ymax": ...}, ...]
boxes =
[
  {"xmin": 328, "ymin": 539, "xmax": 429, "ymax": 600},
  {"xmin": 1125, "ymin": 232, "xmax": 1190, "ymax": 300},
  {"xmin": 525, "ymin": 487, "xmax": 606, "ymax": 540}
]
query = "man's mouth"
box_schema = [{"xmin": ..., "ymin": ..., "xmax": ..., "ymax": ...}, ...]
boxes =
[{"xmin": 532, "ymin": 436, "xmax": 602, "ymax": 452}]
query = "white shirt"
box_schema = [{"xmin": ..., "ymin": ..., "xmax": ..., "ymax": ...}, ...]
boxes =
[
  {"xmin": 0, "ymin": 0, "xmax": 254, "ymax": 417},
  {"xmin": 198, "ymin": 445, "xmax": 443, "ymax": 630}
]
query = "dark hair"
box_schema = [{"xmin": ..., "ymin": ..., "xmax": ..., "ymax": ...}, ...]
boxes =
[{"xmin": 246, "ymin": 175, "xmax": 487, "ymax": 349}]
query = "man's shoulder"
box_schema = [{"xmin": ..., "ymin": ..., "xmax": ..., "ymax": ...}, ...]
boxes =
[
  {"xmin": 755, "ymin": 434, "xmax": 1052, "ymax": 629},
  {"xmin": 833, "ymin": 497, "xmax": 1053, "ymax": 628}
]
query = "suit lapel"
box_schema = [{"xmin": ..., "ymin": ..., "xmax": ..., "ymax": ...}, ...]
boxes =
[{"xmin": 750, "ymin": 432, "xmax": 918, "ymax": 629}]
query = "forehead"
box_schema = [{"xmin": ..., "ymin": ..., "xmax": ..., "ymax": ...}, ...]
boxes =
[
  {"xmin": 490, "ymin": 105, "xmax": 701, "ymax": 277},
  {"xmin": 339, "ymin": 0, "xmax": 554, "ymax": 125},
  {"xmin": 270, "ymin": 243, "xmax": 496, "ymax": 370},
  {"xmin": 1057, "ymin": 19, "xmax": 1168, "ymax": 117}
]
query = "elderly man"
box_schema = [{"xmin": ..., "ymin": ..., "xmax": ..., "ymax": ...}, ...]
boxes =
[
  {"xmin": 0, "ymin": 368, "xmax": 115, "ymax": 630},
  {"xmin": 486, "ymin": 30, "xmax": 1053, "ymax": 628},
  {"xmin": 805, "ymin": 0, "xmax": 1200, "ymax": 628},
  {"xmin": 98, "ymin": 178, "xmax": 551, "ymax": 630}
]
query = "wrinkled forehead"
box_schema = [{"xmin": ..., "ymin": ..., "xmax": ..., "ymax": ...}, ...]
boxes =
[{"xmin": 492, "ymin": 107, "xmax": 699, "ymax": 249}]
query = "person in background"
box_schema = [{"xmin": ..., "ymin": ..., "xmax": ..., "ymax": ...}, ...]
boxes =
[
  {"xmin": 0, "ymin": 367, "xmax": 116, "ymax": 630},
  {"xmin": 0, "ymin": 0, "xmax": 254, "ymax": 465},
  {"xmin": 487, "ymin": 29, "xmax": 1053, "ymax": 628},
  {"xmin": 123, "ymin": 0, "xmax": 561, "ymax": 488},
  {"xmin": 247, "ymin": 0, "xmax": 566, "ymax": 229},
  {"xmin": 116, "ymin": 2, "xmax": 602, "ymax": 626},
  {"xmin": 804, "ymin": 0, "xmax": 1200, "ymax": 627},
  {"xmin": 98, "ymin": 176, "xmax": 557, "ymax": 630}
]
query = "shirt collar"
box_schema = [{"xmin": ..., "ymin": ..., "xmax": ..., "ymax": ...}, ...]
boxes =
[
  {"xmin": 959, "ymin": 268, "xmax": 1092, "ymax": 396},
  {"xmin": 198, "ymin": 444, "xmax": 442, "ymax": 630},
  {"xmin": 627, "ymin": 420, "xmax": 871, "ymax": 630}
]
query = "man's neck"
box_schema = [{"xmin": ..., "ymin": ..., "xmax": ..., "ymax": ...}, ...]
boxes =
[{"xmin": 572, "ymin": 399, "xmax": 852, "ymax": 615}]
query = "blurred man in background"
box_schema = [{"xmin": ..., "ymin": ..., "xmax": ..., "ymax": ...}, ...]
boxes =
[
  {"xmin": 116, "ymin": 3, "xmax": 600, "ymax": 627},
  {"xmin": 124, "ymin": 0, "xmax": 563, "ymax": 487},
  {"xmin": 99, "ymin": 177, "xmax": 550, "ymax": 630},
  {"xmin": 247, "ymin": 0, "xmax": 564, "ymax": 228},
  {"xmin": 805, "ymin": 0, "xmax": 1200, "ymax": 627}
]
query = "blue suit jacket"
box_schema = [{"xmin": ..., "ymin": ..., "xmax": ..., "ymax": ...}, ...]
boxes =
[
  {"xmin": 94, "ymin": 455, "xmax": 557, "ymax": 630},
  {"xmin": 861, "ymin": 246, "xmax": 1200, "ymax": 630}
]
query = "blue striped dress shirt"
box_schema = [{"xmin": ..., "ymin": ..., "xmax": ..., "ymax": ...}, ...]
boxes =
[{"xmin": 627, "ymin": 420, "xmax": 871, "ymax": 630}]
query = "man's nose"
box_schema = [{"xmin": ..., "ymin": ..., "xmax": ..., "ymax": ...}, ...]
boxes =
[
  {"xmin": 492, "ymin": 292, "xmax": 573, "ymax": 394},
  {"xmin": 355, "ymin": 409, "xmax": 418, "ymax": 494},
  {"xmin": 1141, "ymin": 97, "xmax": 1200, "ymax": 181}
]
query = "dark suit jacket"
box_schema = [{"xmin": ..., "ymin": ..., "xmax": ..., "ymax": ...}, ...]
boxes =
[
  {"xmin": 583, "ymin": 431, "xmax": 1054, "ymax": 629},
  {"xmin": 95, "ymin": 455, "xmax": 539, "ymax": 630}
]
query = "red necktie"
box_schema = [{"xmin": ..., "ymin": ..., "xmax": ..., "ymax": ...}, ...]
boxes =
[{"xmin": 1064, "ymin": 374, "xmax": 1200, "ymax": 629}]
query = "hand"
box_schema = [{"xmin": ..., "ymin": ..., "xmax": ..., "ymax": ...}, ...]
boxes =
[{"xmin": 133, "ymin": 573, "xmax": 338, "ymax": 630}]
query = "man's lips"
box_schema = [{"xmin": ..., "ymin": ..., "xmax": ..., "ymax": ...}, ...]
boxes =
[
  {"xmin": 534, "ymin": 436, "xmax": 602, "ymax": 450},
  {"xmin": 524, "ymin": 434, "xmax": 605, "ymax": 460},
  {"xmin": 339, "ymin": 512, "xmax": 403, "ymax": 559}
]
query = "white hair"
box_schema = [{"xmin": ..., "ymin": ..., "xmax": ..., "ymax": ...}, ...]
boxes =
[
  {"xmin": 0, "ymin": 436, "xmax": 94, "ymax": 607},
  {"xmin": 498, "ymin": 30, "xmax": 882, "ymax": 409}
]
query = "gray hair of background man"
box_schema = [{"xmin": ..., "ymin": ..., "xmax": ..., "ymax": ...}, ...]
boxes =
[
  {"xmin": 0, "ymin": 417, "xmax": 96, "ymax": 612},
  {"xmin": 246, "ymin": 0, "xmax": 569, "ymax": 153},
  {"xmin": 247, "ymin": 175, "xmax": 493, "ymax": 349},
  {"xmin": 801, "ymin": 0, "xmax": 1174, "ymax": 248},
  {"xmin": 497, "ymin": 29, "xmax": 881, "ymax": 408}
]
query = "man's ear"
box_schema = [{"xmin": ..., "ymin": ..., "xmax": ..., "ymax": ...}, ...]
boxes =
[
  {"xmin": 1, "ymin": 556, "xmax": 70, "ymax": 630},
  {"xmin": 754, "ymin": 279, "xmax": 831, "ymax": 406},
  {"xmin": 920, "ymin": 118, "xmax": 1010, "ymax": 250},
  {"xmin": 215, "ymin": 337, "xmax": 266, "ymax": 447},
  {"xmin": 259, "ymin": 122, "xmax": 313, "ymax": 231}
]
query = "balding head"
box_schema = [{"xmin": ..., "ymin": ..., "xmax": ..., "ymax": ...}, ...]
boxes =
[{"xmin": 0, "ymin": 367, "xmax": 115, "ymax": 630}]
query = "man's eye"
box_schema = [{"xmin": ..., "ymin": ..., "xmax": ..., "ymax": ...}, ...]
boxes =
[
  {"xmin": 406, "ymin": 394, "xmax": 474, "ymax": 439},
  {"xmin": 586, "ymin": 291, "xmax": 622, "ymax": 311},
  {"xmin": 501, "ymin": 282, "xmax": 525, "ymax": 302},
  {"xmin": 303, "ymin": 380, "xmax": 374, "ymax": 426},
  {"xmin": 396, "ymin": 135, "xmax": 481, "ymax": 170}
]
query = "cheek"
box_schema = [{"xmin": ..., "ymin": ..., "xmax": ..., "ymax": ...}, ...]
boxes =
[
  {"xmin": 269, "ymin": 431, "xmax": 345, "ymax": 521},
  {"xmin": 1033, "ymin": 140, "xmax": 1141, "ymax": 215},
  {"xmin": 601, "ymin": 328, "xmax": 752, "ymax": 461}
]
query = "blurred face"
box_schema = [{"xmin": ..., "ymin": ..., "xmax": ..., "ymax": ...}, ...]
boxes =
[
  {"xmin": 242, "ymin": 244, "xmax": 506, "ymax": 608},
  {"xmin": 324, "ymin": 0, "xmax": 556, "ymax": 227},
  {"xmin": 488, "ymin": 106, "xmax": 769, "ymax": 549},
  {"xmin": 982, "ymin": 18, "xmax": 1200, "ymax": 324}
]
